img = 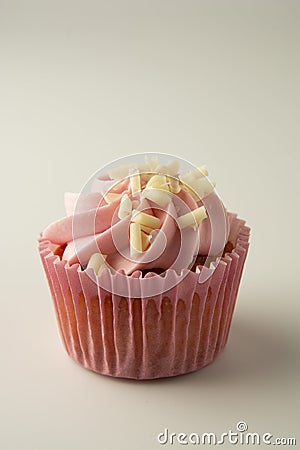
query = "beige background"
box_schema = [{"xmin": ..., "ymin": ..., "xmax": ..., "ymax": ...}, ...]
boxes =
[{"xmin": 1, "ymin": 1, "xmax": 299, "ymax": 449}]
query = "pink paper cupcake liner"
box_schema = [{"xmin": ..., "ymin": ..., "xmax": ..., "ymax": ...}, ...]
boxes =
[{"xmin": 39, "ymin": 213, "xmax": 250, "ymax": 380}]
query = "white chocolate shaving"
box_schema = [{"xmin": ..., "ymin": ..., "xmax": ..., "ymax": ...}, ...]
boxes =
[
  {"xmin": 118, "ymin": 193, "xmax": 132, "ymax": 219},
  {"xmin": 180, "ymin": 175, "xmax": 215, "ymax": 200},
  {"xmin": 176, "ymin": 206, "xmax": 207, "ymax": 230},
  {"xmin": 108, "ymin": 164, "xmax": 137, "ymax": 179},
  {"xmin": 142, "ymin": 188, "xmax": 170, "ymax": 207},
  {"xmin": 131, "ymin": 211, "xmax": 161, "ymax": 229},
  {"xmin": 189, "ymin": 166, "xmax": 208, "ymax": 179},
  {"xmin": 181, "ymin": 165, "xmax": 208, "ymax": 183},
  {"xmin": 179, "ymin": 171, "xmax": 196, "ymax": 186},
  {"xmin": 179, "ymin": 164, "xmax": 215, "ymax": 199},
  {"xmin": 141, "ymin": 230, "xmax": 150, "ymax": 251},
  {"xmin": 145, "ymin": 174, "xmax": 169, "ymax": 191},
  {"xmin": 130, "ymin": 171, "xmax": 141, "ymax": 196},
  {"xmin": 191, "ymin": 177, "xmax": 215, "ymax": 198},
  {"xmin": 130, "ymin": 222, "xmax": 143, "ymax": 255},
  {"xmin": 144, "ymin": 156, "xmax": 161, "ymax": 173},
  {"xmin": 143, "ymin": 156, "xmax": 179, "ymax": 177},
  {"xmin": 103, "ymin": 192, "xmax": 122, "ymax": 204},
  {"xmin": 140, "ymin": 224, "xmax": 154, "ymax": 234},
  {"xmin": 197, "ymin": 165, "xmax": 208, "ymax": 177},
  {"xmin": 87, "ymin": 253, "xmax": 107, "ymax": 275},
  {"xmin": 180, "ymin": 181, "xmax": 200, "ymax": 200},
  {"xmin": 167, "ymin": 176, "xmax": 181, "ymax": 193},
  {"xmin": 166, "ymin": 159, "xmax": 180, "ymax": 176}
]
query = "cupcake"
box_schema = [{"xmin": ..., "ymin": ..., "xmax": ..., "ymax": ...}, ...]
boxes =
[{"xmin": 38, "ymin": 154, "xmax": 250, "ymax": 379}]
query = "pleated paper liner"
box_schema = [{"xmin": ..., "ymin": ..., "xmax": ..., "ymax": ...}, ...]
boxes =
[{"xmin": 39, "ymin": 213, "xmax": 250, "ymax": 380}]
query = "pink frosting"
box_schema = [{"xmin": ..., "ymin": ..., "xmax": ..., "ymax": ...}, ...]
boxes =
[{"xmin": 42, "ymin": 176, "xmax": 228, "ymax": 275}]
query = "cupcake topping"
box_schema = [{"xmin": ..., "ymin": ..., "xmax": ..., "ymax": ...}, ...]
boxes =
[
  {"xmin": 118, "ymin": 193, "xmax": 132, "ymax": 219},
  {"xmin": 43, "ymin": 156, "xmax": 221, "ymax": 275},
  {"xmin": 87, "ymin": 252, "xmax": 107, "ymax": 275},
  {"xmin": 129, "ymin": 169, "xmax": 141, "ymax": 196},
  {"xmin": 176, "ymin": 206, "xmax": 207, "ymax": 230}
]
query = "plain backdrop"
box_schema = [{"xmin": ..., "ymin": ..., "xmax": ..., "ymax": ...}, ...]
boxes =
[{"xmin": 0, "ymin": 1, "xmax": 299, "ymax": 449}]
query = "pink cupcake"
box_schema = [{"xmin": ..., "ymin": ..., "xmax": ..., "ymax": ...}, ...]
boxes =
[{"xmin": 38, "ymin": 154, "xmax": 250, "ymax": 379}]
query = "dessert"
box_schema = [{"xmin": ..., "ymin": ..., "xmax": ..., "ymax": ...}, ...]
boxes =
[{"xmin": 38, "ymin": 154, "xmax": 250, "ymax": 379}]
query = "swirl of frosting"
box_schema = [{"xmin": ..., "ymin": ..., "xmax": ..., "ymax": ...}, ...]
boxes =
[{"xmin": 42, "ymin": 161, "xmax": 228, "ymax": 275}]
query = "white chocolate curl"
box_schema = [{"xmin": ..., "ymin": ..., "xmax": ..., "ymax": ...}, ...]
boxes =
[
  {"xmin": 103, "ymin": 192, "xmax": 122, "ymax": 204},
  {"xmin": 176, "ymin": 206, "xmax": 207, "ymax": 230},
  {"xmin": 143, "ymin": 156, "xmax": 161, "ymax": 173},
  {"xmin": 130, "ymin": 222, "xmax": 143, "ymax": 255},
  {"xmin": 140, "ymin": 224, "xmax": 154, "ymax": 234},
  {"xmin": 180, "ymin": 176, "xmax": 215, "ymax": 200},
  {"xmin": 118, "ymin": 193, "xmax": 132, "ymax": 219},
  {"xmin": 145, "ymin": 175, "xmax": 169, "ymax": 190},
  {"xmin": 180, "ymin": 182, "xmax": 199, "ymax": 200},
  {"xmin": 87, "ymin": 253, "xmax": 107, "ymax": 275},
  {"xmin": 165, "ymin": 159, "xmax": 180, "ymax": 176},
  {"xmin": 141, "ymin": 230, "xmax": 150, "ymax": 251},
  {"xmin": 167, "ymin": 176, "xmax": 181, "ymax": 193},
  {"xmin": 108, "ymin": 164, "xmax": 137, "ymax": 179},
  {"xmin": 142, "ymin": 188, "xmax": 171, "ymax": 207},
  {"xmin": 131, "ymin": 211, "xmax": 161, "ymax": 229},
  {"xmin": 197, "ymin": 165, "xmax": 208, "ymax": 177},
  {"xmin": 142, "ymin": 174, "xmax": 171, "ymax": 206},
  {"xmin": 190, "ymin": 165, "xmax": 208, "ymax": 179},
  {"xmin": 130, "ymin": 171, "xmax": 141, "ymax": 196}
]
